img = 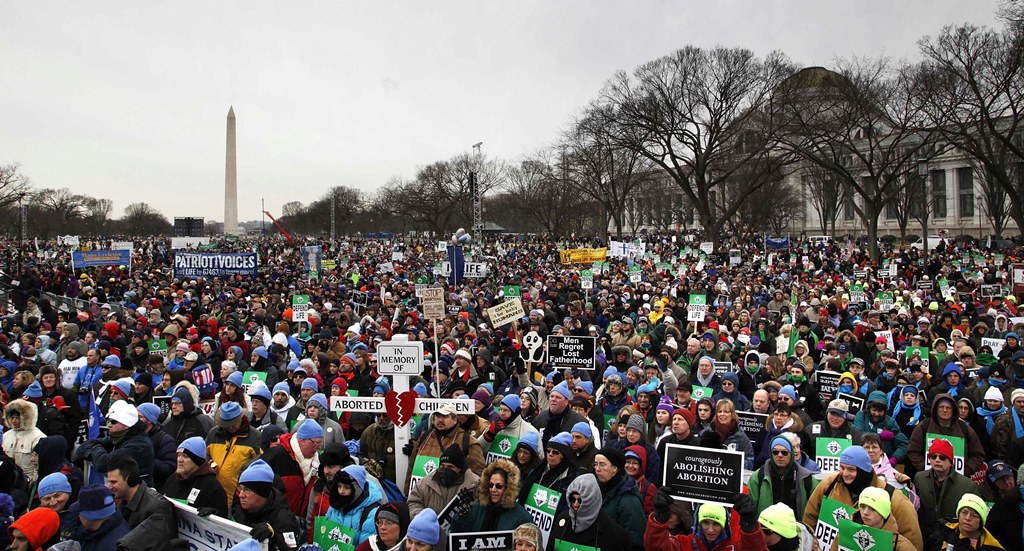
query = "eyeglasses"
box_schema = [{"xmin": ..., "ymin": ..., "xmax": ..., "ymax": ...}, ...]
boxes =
[
  {"xmin": 488, "ymin": 483, "xmax": 505, "ymax": 489},
  {"xmin": 574, "ymin": 388, "xmax": 587, "ymax": 393},
  {"xmin": 721, "ymin": 381, "xmax": 734, "ymax": 387},
  {"xmin": 546, "ymin": 449, "xmax": 562, "ymax": 456},
  {"xmin": 237, "ymin": 485, "xmax": 255, "ymax": 495},
  {"xmin": 772, "ymin": 449, "xmax": 790, "ymax": 456},
  {"xmin": 569, "ymin": 495, "xmax": 582, "ymax": 504},
  {"xmin": 375, "ymin": 519, "xmax": 397, "ymax": 527}
]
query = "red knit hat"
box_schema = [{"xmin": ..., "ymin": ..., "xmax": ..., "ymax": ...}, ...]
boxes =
[
  {"xmin": 673, "ymin": 407, "xmax": 696, "ymax": 427},
  {"xmin": 928, "ymin": 438, "xmax": 954, "ymax": 462}
]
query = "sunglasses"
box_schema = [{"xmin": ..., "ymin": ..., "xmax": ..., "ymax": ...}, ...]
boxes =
[
  {"xmin": 488, "ymin": 483, "xmax": 505, "ymax": 489},
  {"xmin": 772, "ymin": 449, "xmax": 790, "ymax": 456},
  {"xmin": 928, "ymin": 453, "xmax": 949, "ymax": 462},
  {"xmin": 569, "ymin": 495, "xmax": 582, "ymax": 504},
  {"xmin": 762, "ymin": 528, "xmax": 776, "ymax": 537}
]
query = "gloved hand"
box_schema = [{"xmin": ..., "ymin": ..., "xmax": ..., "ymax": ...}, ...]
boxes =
[
  {"xmin": 514, "ymin": 357, "xmax": 527, "ymax": 375},
  {"xmin": 402, "ymin": 441, "xmax": 414, "ymax": 456},
  {"xmin": 196, "ymin": 507, "xmax": 218, "ymax": 517},
  {"xmin": 250, "ymin": 523, "xmax": 274, "ymax": 542},
  {"xmin": 484, "ymin": 420, "xmax": 506, "ymax": 441},
  {"xmin": 889, "ymin": 456, "xmax": 899, "ymax": 467},
  {"xmin": 732, "ymin": 493, "xmax": 758, "ymax": 533},
  {"xmin": 879, "ymin": 430, "xmax": 895, "ymax": 442},
  {"xmin": 653, "ymin": 487, "xmax": 674, "ymax": 523}
]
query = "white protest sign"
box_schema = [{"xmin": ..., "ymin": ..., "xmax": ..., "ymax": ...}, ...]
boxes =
[
  {"xmin": 328, "ymin": 396, "xmax": 472, "ymax": 415},
  {"xmin": 688, "ymin": 294, "xmax": 707, "ymax": 322},
  {"xmin": 982, "ymin": 338, "xmax": 1006, "ymax": 357},
  {"xmin": 421, "ymin": 286, "xmax": 445, "ymax": 320},
  {"xmin": 487, "ymin": 298, "xmax": 525, "ymax": 328},
  {"xmin": 171, "ymin": 499, "xmax": 267, "ymax": 551},
  {"xmin": 699, "ymin": 241, "xmax": 714, "ymax": 254},
  {"xmin": 875, "ymin": 330, "xmax": 894, "ymax": 351},
  {"xmin": 378, "ymin": 261, "xmax": 395, "ymax": 273},
  {"xmin": 377, "ymin": 339, "xmax": 424, "ymax": 376}
]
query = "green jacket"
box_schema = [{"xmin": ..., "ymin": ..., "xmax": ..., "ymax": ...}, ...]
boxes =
[
  {"xmin": 601, "ymin": 475, "xmax": 647, "ymax": 549},
  {"xmin": 747, "ymin": 461, "xmax": 818, "ymax": 521}
]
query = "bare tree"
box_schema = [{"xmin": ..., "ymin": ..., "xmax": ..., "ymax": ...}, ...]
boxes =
[
  {"xmin": 0, "ymin": 164, "xmax": 33, "ymax": 210},
  {"xmin": 980, "ymin": 169, "xmax": 1015, "ymax": 236},
  {"xmin": 281, "ymin": 201, "xmax": 304, "ymax": 217},
  {"xmin": 503, "ymin": 152, "xmax": 588, "ymax": 235},
  {"xmin": 121, "ymin": 202, "xmax": 172, "ymax": 235},
  {"xmin": 801, "ymin": 166, "xmax": 848, "ymax": 235},
  {"xmin": 35, "ymin": 188, "xmax": 88, "ymax": 229},
  {"xmin": 918, "ymin": 24, "xmax": 1024, "ymax": 233},
  {"xmin": 778, "ymin": 57, "xmax": 941, "ymax": 259},
  {"xmin": 727, "ymin": 167, "xmax": 804, "ymax": 236},
  {"xmin": 596, "ymin": 46, "xmax": 797, "ymax": 246}
]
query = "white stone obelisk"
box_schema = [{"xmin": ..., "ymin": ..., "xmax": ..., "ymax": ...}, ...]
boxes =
[{"xmin": 224, "ymin": 106, "xmax": 239, "ymax": 235}]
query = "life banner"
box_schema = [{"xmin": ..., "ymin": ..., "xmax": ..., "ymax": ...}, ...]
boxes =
[
  {"xmin": 314, "ymin": 515, "xmax": 356, "ymax": 551},
  {"xmin": 925, "ymin": 434, "xmax": 966, "ymax": 474},
  {"xmin": 815, "ymin": 437, "xmax": 852, "ymax": 473},
  {"xmin": 173, "ymin": 252, "xmax": 258, "ymax": 279},
  {"xmin": 486, "ymin": 434, "xmax": 519, "ymax": 463},
  {"xmin": 524, "ymin": 483, "xmax": 562, "ymax": 548},
  {"xmin": 171, "ymin": 499, "xmax": 268, "ymax": 551},
  {"xmin": 815, "ymin": 497, "xmax": 856, "ymax": 551},
  {"xmin": 241, "ymin": 371, "xmax": 267, "ymax": 394},
  {"xmin": 838, "ymin": 518, "xmax": 895, "ymax": 551},
  {"xmin": 662, "ymin": 443, "xmax": 744, "ymax": 506},
  {"xmin": 736, "ymin": 411, "xmax": 768, "ymax": 441},
  {"xmin": 449, "ymin": 531, "xmax": 515, "ymax": 551},
  {"xmin": 687, "ymin": 294, "xmax": 707, "ymax": 322},
  {"xmin": 692, "ymin": 385, "xmax": 714, "ymax": 400},
  {"xmin": 559, "ymin": 248, "xmax": 608, "ymax": 264},
  {"xmin": 546, "ymin": 335, "xmax": 598, "ymax": 370},
  {"xmin": 71, "ymin": 249, "xmax": 131, "ymax": 269}
]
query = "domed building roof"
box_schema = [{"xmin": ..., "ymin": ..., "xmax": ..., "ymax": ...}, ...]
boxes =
[{"xmin": 778, "ymin": 66, "xmax": 849, "ymax": 92}]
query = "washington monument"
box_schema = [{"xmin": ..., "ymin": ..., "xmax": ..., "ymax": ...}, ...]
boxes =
[{"xmin": 224, "ymin": 106, "xmax": 239, "ymax": 235}]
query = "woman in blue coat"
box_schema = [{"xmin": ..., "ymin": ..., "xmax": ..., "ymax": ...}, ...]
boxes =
[{"xmin": 325, "ymin": 465, "xmax": 385, "ymax": 546}]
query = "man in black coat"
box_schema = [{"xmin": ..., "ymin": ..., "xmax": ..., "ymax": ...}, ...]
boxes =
[
  {"xmin": 161, "ymin": 436, "xmax": 228, "ymax": 518},
  {"xmin": 232, "ymin": 459, "xmax": 300, "ymax": 550}
]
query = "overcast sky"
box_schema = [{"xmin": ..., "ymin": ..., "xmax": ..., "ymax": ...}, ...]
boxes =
[{"xmin": 1, "ymin": 1, "xmax": 1002, "ymax": 223}]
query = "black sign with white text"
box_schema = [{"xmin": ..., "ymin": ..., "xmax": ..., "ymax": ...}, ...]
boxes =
[{"xmin": 546, "ymin": 335, "xmax": 597, "ymax": 370}]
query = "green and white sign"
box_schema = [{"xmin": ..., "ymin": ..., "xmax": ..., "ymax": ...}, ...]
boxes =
[
  {"xmin": 838, "ymin": 518, "xmax": 894, "ymax": 551},
  {"xmin": 849, "ymin": 283, "xmax": 865, "ymax": 304},
  {"xmin": 925, "ymin": 434, "xmax": 966, "ymax": 474},
  {"xmin": 554, "ymin": 542, "xmax": 598, "ymax": 551},
  {"xmin": 815, "ymin": 437, "xmax": 852, "ymax": 473},
  {"xmin": 503, "ymin": 285, "xmax": 521, "ymax": 298},
  {"xmin": 415, "ymin": 276, "xmax": 430, "ymax": 298},
  {"xmin": 580, "ymin": 270, "xmax": 593, "ymax": 290},
  {"xmin": 692, "ymin": 385, "xmax": 714, "ymax": 400},
  {"xmin": 292, "ymin": 294, "xmax": 310, "ymax": 323},
  {"xmin": 486, "ymin": 434, "xmax": 520, "ymax": 463},
  {"xmin": 629, "ymin": 265, "xmax": 642, "ymax": 283},
  {"xmin": 525, "ymin": 483, "xmax": 562, "ymax": 547},
  {"xmin": 815, "ymin": 497, "xmax": 856, "ymax": 551},
  {"xmin": 876, "ymin": 292, "xmax": 894, "ymax": 312},
  {"xmin": 687, "ymin": 294, "xmax": 707, "ymax": 322},
  {"xmin": 148, "ymin": 339, "xmax": 168, "ymax": 358},
  {"xmin": 410, "ymin": 455, "xmax": 440, "ymax": 490},
  {"xmin": 314, "ymin": 515, "xmax": 356, "ymax": 551},
  {"xmin": 603, "ymin": 414, "xmax": 615, "ymax": 443},
  {"xmin": 241, "ymin": 371, "xmax": 267, "ymax": 394}
]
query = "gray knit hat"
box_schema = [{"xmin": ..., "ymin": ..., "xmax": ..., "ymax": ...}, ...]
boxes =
[{"xmin": 626, "ymin": 414, "xmax": 646, "ymax": 433}]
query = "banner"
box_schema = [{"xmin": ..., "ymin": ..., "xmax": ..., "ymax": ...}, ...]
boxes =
[
  {"xmin": 838, "ymin": 518, "xmax": 895, "ymax": 551},
  {"xmin": 662, "ymin": 443, "xmax": 744, "ymax": 506},
  {"xmin": 765, "ymin": 236, "xmax": 791, "ymax": 249},
  {"xmin": 815, "ymin": 497, "xmax": 855, "ymax": 551},
  {"xmin": 836, "ymin": 392, "xmax": 864, "ymax": 416},
  {"xmin": 71, "ymin": 249, "xmax": 131, "ymax": 269},
  {"xmin": 487, "ymin": 299, "xmax": 525, "ymax": 329},
  {"xmin": 171, "ymin": 499, "xmax": 268, "ymax": 551},
  {"xmin": 608, "ymin": 240, "xmax": 645, "ymax": 258},
  {"xmin": 409, "ymin": 455, "xmax": 439, "ymax": 490},
  {"xmin": 982, "ymin": 338, "xmax": 1006, "ymax": 358},
  {"xmin": 815, "ymin": 438, "xmax": 852, "ymax": 473},
  {"xmin": 486, "ymin": 434, "xmax": 520, "ymax": 463},
  {"xmin": 57, "ymin": 235, "xmax": 80, "ymax": 247},
  {"xmin": 171, "ymin": 237, "xmax": 211, "ymax": 249},
  {"xmin": 815, "ymin": 371, "xmax": 840, "ymax": 400},
  {"xmin": 303, "ymin": 246, "xmax": 323, "ymax": 277},
  {"xmin": 173, "ymin": 252, "xmax": 258, "ymax": 279},
  {"xmin": 546, "ymin": 335, "xmax": 597, "ymax": 370},
  {"xmin": 524, "ymin": 484, "xmax": 561, "ymax": 548},
  {"xmin": 449, "ymin": 531, "xmax": 514, "ymax": 551},
  {"xmin": 446, "ymin": 245, "xmax": 465, "ymax": 285},
  {"xmin": 559, "ymin": 248, "xmax": 607, "ymax": 264}
]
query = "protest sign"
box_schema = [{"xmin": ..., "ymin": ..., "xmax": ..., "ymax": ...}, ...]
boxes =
[
  {"xmin": 815, "ymin": 497, "xmax": 856, "ymax": 551},
  {"xmin": 421, "ymin": 287, "xmax": 445, "ymax": 320},
  {"xmin": 982, "ymin": 338, "xmax": 1006, "ymax": 358},
  {"xmin": 291, "ymin": 294, "xmax": 309, "ymax": 323},
  {"xmin": 980, "ymin": 284, "xmax": 1001, "ymax": 298},
  {"xmin": 171, "ymin": 499, "xmax": 268, "ymax": 551},
  {"xmin": 153, "ymin": 395, "xmax": 172, "ymax": 417},
  {"xmin": 524, "ymin": 483, "xmax": 561, "ymax": 547},
  {"xmin": 485, "ymin": 434, "xmax": 519, "ymax": 463},
  {"xmin": 713, "ymin": 361, "xmax": 733, "ymax": 375},
  {"xmin": 173, "ymin": 252, "xmax": 258, "ymax": 279},
  {"xmin": 925, "ymin": 434, "xmax": 966, "ymax": 474},
  {"xmin": 314, "ymin": 515, "xmax": 356, "ymax": 551},
  {"xmin": 629, "ymin": 265, "xmax": 642, "ymax": 283},
  {"xmin": 449, "ymin": 531, "xmax": 515, "ymax": 551},
  {"xmin": 546, "ymin": 335, "xmax": 597, "ymax": 370},
  {"xmin": 662, "ymin": 443, "xmax": 744, "ymax": 506},
  {"xmin": 815, "ymin": 371, "xmax": 840, "ymax": 400},
  {"xmin": 849, "ymin": 283, "xmax": 865, "ymax": 304},
  {"xmin": 414, "ymin": 276, "xmax": 429, "ymax": 297},
  {"xmin": 837, "ymin": 518, "xmax": 894, "ymax": 551},
  {"xmin": 836, "ymin": 392, "xmax": 864, "ymax": 416},
  {"xmin": 688, "ymin": 294, "xmax": 707, "ymax": 322},
  {"xmin": 438, "ymin": 488, "xmax": 475, "ymax": 533},
  {"xmin": 736, "ymin": 411, "xmax": 768, "ymax": 441},
  {"xmin": 409, "ymin": 455, "xmax": 440, "ymax": 490},
  {"xmin": 580, "ymin": 269, "xmax": 593, "ymax": 290},
  {"xmin": 559, "ymin": 248, "xmax": 607, "ymax": 264},
  {"xmin": 876, "ymin": 292, "xmax": 894, "ymax": 312},
  {"xmin": 241, "ymin": 371, "xmax": 267, "ymax": 394},
  {"xmin": 487, "ymin": 298, "xmax": 525, "ymax": 328},
  {"xmin": 692, "ymin": 386, "xmax": 714, "ymax": 400},
  {"xmin": 815, "ymin": 437, "xmax": 852, "ymax": 473},
  {"xmin": 302, "ymin": 246, "xmax": 323, "ymax": 277},
  {"xmin": 875, "ymin": 330, "xmax": 894, "ymax": 351},
  {"xmin": 376, "ymin": 339, "xmax": 424, "ymax": 376},
  {"xmin": 72, "ymin": 249, "xmax": 131, "ymax": 269},
  {"xmin": 149, "ymin": 339, "xmax": 168, "ymax": 358}
]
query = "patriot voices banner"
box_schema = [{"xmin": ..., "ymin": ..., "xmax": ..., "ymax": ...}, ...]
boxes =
[{"xmin": 173, "ymin": 252, "xmax": 258, "ymax": 278}]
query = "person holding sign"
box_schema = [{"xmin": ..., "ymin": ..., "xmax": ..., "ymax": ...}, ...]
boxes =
[
  {"xmin": 324, "ymin": 464, "xmax": 386, "ymax": 546},
  {"xmin": 757, "ymin": 502, "xmax": 817, "ymax": 551},
  {"xmin": 547, "ymin": 473, "xmax": 631, "ymax": 551},
  {"xmin": 594, "ymin": 447, "xmax": 646, "ymax": 549},
  {"xmin": 803, "ymin": 446, "xmax": 923, "ymax": 551},
  {"xmin": 233, "ymin": 459, "xmax": 301, "ymax": 550},
  {"xmin": 837, "ymin": 486, "xmax": 917, "ymax": 551},
  {"xmin": 927, "ymin": 494, "xmax": 1005, "ymax": 551},
  {"xmin": 747, "ymin": 435, "xmax": 817, "ymax": 520},
  {"xmin": 907, "ymin": 394, "xmax": 986, "ymax": 476},
  {"xmin": 913, "ymin": 438, "xmax": 978, "ymax": 543},
  {"xmin": 449, "ymin": 458, "xmax": 533, "ymax": 533},
  {"xmin": 646, "ymin": 489, "xmax": 761, "ymax": 551}
]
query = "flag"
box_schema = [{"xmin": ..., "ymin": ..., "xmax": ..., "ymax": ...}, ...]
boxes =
[
  {"xmin": 765, "ymin": 236, "xmax": 791, "ymax": 250},
  {"xmin": 87, "ymin": 388, "xmax": 104, "ymax": 440},
  {"xmin": 446, "ymin": 245, "xmax": 465, "ymax": 285}
]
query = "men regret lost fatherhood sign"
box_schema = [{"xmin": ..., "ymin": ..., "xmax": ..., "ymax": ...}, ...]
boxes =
[
  {"xmin": 662, "ymin": 443, "xmax": 744, "ymax": 506},
  {"xmin": 546, "ymin": 335, "xmax": 597, "ymax": 370}
]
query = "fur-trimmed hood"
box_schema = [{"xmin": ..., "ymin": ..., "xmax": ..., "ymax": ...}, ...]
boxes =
[
  {"xmin": 4, "ymin": 399, "xmax": 38, "ymax": 430},
  {"xmin": 478, "ymin": 458, "xmax": 521, "ymax": 509},
  {"xmin": 171, "ymin": 380, "xmax": 200, "ymax": 405}
]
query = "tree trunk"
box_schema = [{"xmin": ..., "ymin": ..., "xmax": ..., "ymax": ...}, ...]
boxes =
[{"xmin": 865, "ymin": 203, "xmax": 881, "ymax": 261}]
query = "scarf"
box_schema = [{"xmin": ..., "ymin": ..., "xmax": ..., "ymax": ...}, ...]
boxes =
[
  {"xmin": 289, "ymin": 434, "xmax": 319, "ymax": 485},
  {"xmin": 976, "ymin": 405, "xmax": 1007, "ymax": 435},
  {"xmin": 891, "ymin": 401, "xmax": 922, "ymax": 427},
  {"xmin": 696, "ymin": 371, "xmax": 715, "ymax": 387},
  {"xmin": 715, "ymin": 420, "xmax": 736, "ymax": 443},
  {"xmin": 1014, "ymin": 411, "xmax": 1024, "ymax": 440}
]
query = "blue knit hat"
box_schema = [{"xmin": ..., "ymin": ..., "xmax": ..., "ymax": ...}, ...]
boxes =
[
  {"xmin": 273, "ymin": 381, "xmax": 291, "ymax": 396},
  {"xmin": 252, "ymin": 346, "xmax": 268, "ymax": 359},
  {"xmin": 287, "ymin": 359, "xmax": 300, "ymax": 372},
  {"xmin": 307, "ymin": 393, "xmax": 328, "ymax": 410},
  {"xmin": 770, "ymin": 435, "xmax": 793, "ymax": 454},
  {"xmin": 178, "ymin": 436, "xmax": 208, "ymax": 465},
  {"xmin": 226, "ymin": 371, "xmax": 244, "ymax": 388},
  {"xmin": 238, "ymin": 459, "xmax": 274, "ymax": 484},
  {"xmin": 721, "ymin": 372, "xmax": 739, "ymax": 386},
  {"xmin": 603, "ymin": 366, "xmax": 617, "ymax": 379},
  {"xmin": 101, "ymin": 355, "xmax": 121, "ymax": 369},
  {"xmin": 77, "ymin": 484, "xmax": 117, "ymax": 521},
  {"xmin": 840, "ymin": 445, "xmax": 873, "ymax": 472},
  {"xmin": 413, "ymin": 382, "xmax": 428, "ymax": 397},
  {"xmin": 577, "ymin": 381, "xmax": 594, "ymax": 396},
  {"xmin": 500, "ymin": 394, "xmax": 521, "ymax": 413},
  {"xmin": 229, "ymin": 539, "xmax": 262, "ymax": 551},
  {"xmin": 296, "ymin": 418, "xmax": 324, "ymax": 440},
  {"xmin": 137, "ymin": 402, "xmax": 161, "ymax": 424},
  {"xmin": 779, "ymin": 385, "xmax": 798, "ymax": 402},
  {"xmin": 23, "ymin": 381, "xmax": 43, "ymax": 399},
  {"xmin": 517, "ymin": 431, "xmax": 540, "ymax": 453},
  {"xmin": 250, "ymin": 384, "xmax": 272, "ymax": 404},
  {"xmin": 550, "ymin": 431, "xmax": 573, "ymax": 448},
  {"xmin": 551, "ymin": 381, "xmax": 571, "ymax": 400},
  {"xmin": 301, "ymin": 378, "xmax": 319, "ymax": 392},
  {"xmin": 571, "ymin": 421, "xmax": 593, "ymax": 439},
  {"xmin": 111, "ymin": 378, "xmax": 133, "ymax": 399},
  {"xmin": 219, "ymin": 401, "xmax": 242, "ymax": 422},
  {"xmin": 407, "ymin": 508, "xmax": 440, "ymax": 545},
  {"xmin": 37, "ymin": 472, "xmax": 72, "ymax": 498}
]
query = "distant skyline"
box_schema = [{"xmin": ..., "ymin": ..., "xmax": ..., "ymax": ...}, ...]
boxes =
[{"xmin": 0, "ymin": 1, "xmax": 1002, "ymax": 222}]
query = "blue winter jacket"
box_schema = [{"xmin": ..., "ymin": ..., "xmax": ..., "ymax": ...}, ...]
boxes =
[{"xmin": 325, "ymin": 466, "xmax": 385, "ymax": 546}]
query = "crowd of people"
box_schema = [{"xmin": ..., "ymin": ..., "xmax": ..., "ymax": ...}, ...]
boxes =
[{"xmin": 0, "ymin": 231, "xmax": 1020, "ymax": 551}]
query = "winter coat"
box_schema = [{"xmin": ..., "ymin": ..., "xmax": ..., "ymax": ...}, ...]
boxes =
[
  {"xmin": 161, "ymin": 464, "xmax": 229, "ymax": 517},
  {"xmin": 147, "ymin": 424, "xmax": 178, "ymax": 490},
  {"xmin": 912, "ymin": 469, "xmax": 979, "ymax": 540},
  {"xmin": 206, "ymin": 422, "xmax": 261, "ymax": 507},
  {"xmin": 991, "ymin": 408, "xmax": 1024, "ymax": 468},
  {"xmin": 906, "ymin": 393, "xmax": 987, "ymax": 475},
  {"xmin": 359, "ymin": 423, "xmax": 397, "ymax": 483},
  {"xmin": 311, "ymin": 406, "xmax": 345, "ymax": 449},
  {"xmin": 162, "ymin": 408, "xmax": 214, "ymax": 444},
  {"xmin": 261, "ymin": 432, "xmax": 317, "ymax": 515},
  {"xmin": 1, "ymin": 400, "xmax": 45, "ymax": 482},
  {"xmin": 701, "ymin": 421, "xmax": 755, "ymax": 471},
  {"xmin": 546, "ymin": 508, "xmax": 631, "ymax": 551},
  {"xmin": 324, "ymin": 474, "xmax": 386, "ymax": 546},
  {"xmin": 532, "ymin": 408, "xmax": 587, "ymax": 445},
  {"xmin": 405, "ymin": 424, "xmax": 485, "ymax": 492},
  {"xmin": 120, "ymin": 481, "xmax": 177, "ymax": 541},
  {"xmin": 450, "ymin": 459, "xmax": 533, "ymax": 533},
  {"xmin": 249, "ymin": 408, "xmax": 287, "ymax": 432},
  {"xmin": 407, "ymin": 468, "xmax": 480, "ymax": 518},
  {"xmin": 601, "ymin": 474, "xmax": 647, "ymax": 549},
  {"xmin": 829, "ymin": 511, "xmax": 917, "ymax": 551},
  {"xmin": 803, "ymin": 471, "xmax": 923, "ymax": 551},
  {"xmin": 853, "ymin": 410, "xmax": 909, "ymax": 461},
  {"xmin": 477, "ymin": 413, "xmax": 540, "ymax": 449},
  {"xmin": 747, "ymin": 461, "xmax": 818, "ymax": 520},
  {"xmin": 231, "ymin": 488, "xmax": 300, "ymax": 551},
  {"xmin": 74, "ymin": 512, "xmax": 130, "ymax": 551},
  {"xmin": 519, "ymin": 461, "xmax": 579, "ymax": 505},
  {"xmin": 927, "ymin": 522, "xmax": 1006, "ymax": 551},
  {"xmin": 644, "ymin": 508, "xmax": 765, "ymax": 551},
  {"xmin": 74, "ymin": 424, "xmax": 155, "ymax": 485}
]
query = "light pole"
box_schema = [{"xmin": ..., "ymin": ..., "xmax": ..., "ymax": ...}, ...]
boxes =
[
  {"xmin": 472, "ymin": 142, "xmax": 483, "ymax": 239},
  {"xmin": 918, "ymin": 160, "xmax": 930, "ymax": 254}
]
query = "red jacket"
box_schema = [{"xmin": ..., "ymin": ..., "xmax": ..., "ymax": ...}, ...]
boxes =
[
  {"xmin": 260, "ymin": 432, "xmax": 316, "ymax": 515},
  {"xmin": 644, "ymin": 509, "xmax": 765, "ymax": 551}
]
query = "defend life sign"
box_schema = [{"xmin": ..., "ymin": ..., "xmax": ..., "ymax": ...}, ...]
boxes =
[
  {"xmin": 376, "ymin": 340, "xmax": 424, "ymax": 376},
  {"xmin": 662, "ymin": 443, "xmax": 743, "ymax": 506},
  {"xmin": 546, "ymin": 335, "xmax": 597, "ymax": 370},
  {"xmin": 687, "ymin": 294, "xmax": 707, "ymax": 322}
]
